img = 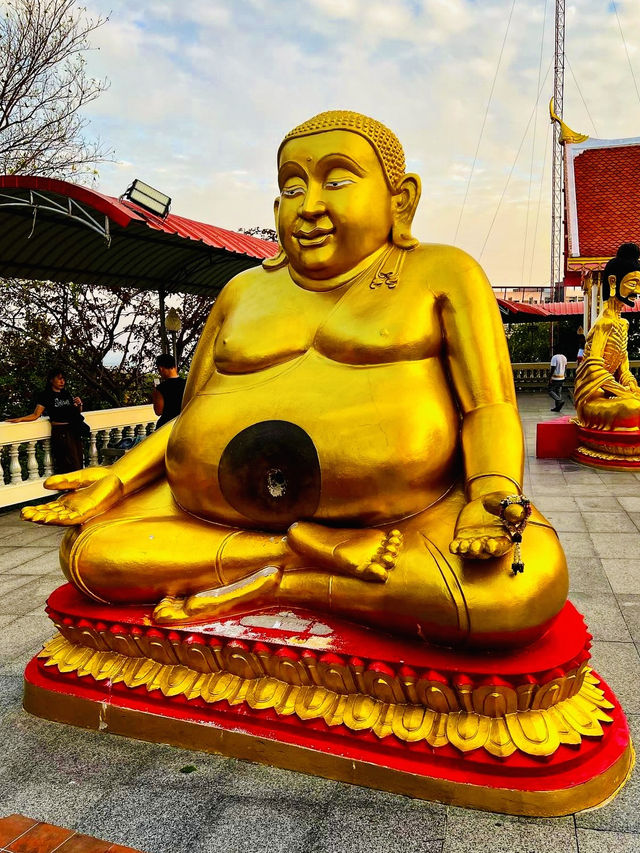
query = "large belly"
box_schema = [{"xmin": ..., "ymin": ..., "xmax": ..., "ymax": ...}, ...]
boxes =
[{"xmin": 166, "ymin": 351, "xmax": 460, "ymax": 528}]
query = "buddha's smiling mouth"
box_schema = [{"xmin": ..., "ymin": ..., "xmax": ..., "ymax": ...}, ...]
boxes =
[{"xmin": 293, "ymin": 227, "xmax": 334, "ymax": 248}]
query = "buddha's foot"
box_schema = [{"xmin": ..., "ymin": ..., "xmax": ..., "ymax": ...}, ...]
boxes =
[
  {"xmin": 288, "ymin": 522, "xmax": 403, "ymax": 583},
  {"xmin": 152, "ymin": 566, "xmax": 282, "ymax": 625}
]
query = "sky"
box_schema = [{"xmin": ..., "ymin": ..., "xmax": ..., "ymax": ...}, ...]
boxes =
[{"xmin": 77, "ymin": 0, "xmax": 640, "ymax": 289}]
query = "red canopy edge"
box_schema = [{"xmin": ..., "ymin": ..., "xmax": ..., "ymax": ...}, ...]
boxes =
[{"xmin": 0, "ymin": 175, "xmax": 279, "ymax": 260}]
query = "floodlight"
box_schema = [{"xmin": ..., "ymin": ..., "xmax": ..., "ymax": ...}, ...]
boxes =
[{"xmin": 122, "ymin": 179, "xmax": 171, "ymax": 218}]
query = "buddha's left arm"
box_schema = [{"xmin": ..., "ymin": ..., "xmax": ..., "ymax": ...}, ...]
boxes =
[{"xmin": 439, "ymin": 251, "xmax": 524, "ymax": 501}]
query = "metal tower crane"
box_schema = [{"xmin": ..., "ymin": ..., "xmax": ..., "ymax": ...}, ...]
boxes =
[{"xmin": 550, "ymin": 0, "xmax": 565, "ymax": 301}]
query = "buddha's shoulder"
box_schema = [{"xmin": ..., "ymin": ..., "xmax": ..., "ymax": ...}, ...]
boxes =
[
  {"xmin": 217, "ymin": 264, "xmax": 278, "ymax": 302},
  {"xmin": 406, "ymin": 243, "xmax": 490, "ymax": 291}
]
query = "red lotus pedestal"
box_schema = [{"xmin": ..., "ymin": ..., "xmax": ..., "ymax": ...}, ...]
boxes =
[
  {"xmin": 23, "ymin": 585, "xmax": 633, "ymax": 817},
  {"xmin": 573, "ymin": 423, "xmax": 640, "ymax": 470}
]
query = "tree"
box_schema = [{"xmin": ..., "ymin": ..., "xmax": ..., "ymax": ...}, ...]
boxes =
[
  {"xmin": 0, "ymin": 0, "xmax": 111, "ymax": 180},
  {"xmin": 0, "ymin": 278, "xmax": 214, "ymax": 417}
]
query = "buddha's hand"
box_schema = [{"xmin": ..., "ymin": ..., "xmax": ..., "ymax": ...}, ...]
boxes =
[
  {"xmin": 450, "ymin": 491, "xmax": 526, "ymax": 560},
  {"xmin": 21, "ymin": 468, "xmax": 123, "ymax": 526}
]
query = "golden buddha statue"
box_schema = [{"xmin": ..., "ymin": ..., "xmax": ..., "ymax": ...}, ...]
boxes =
[
  {"xmin": 22, "ymin": 110, "xmax": 568, "ymax": 649},
  {"xmin": 574, "ymin": 243, "xmax": 640, "ymax": 430}
]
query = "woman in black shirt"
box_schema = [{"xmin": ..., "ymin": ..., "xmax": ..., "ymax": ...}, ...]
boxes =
[{"xmin": 8, "ymin": 368, "xmax": 84, "ymax": 474}]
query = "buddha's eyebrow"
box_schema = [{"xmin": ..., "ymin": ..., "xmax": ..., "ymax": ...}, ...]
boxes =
[
  {"xmin": 278, "ymin": 161, "xmax": 307, "ymax": 187},
  {"xmin": 317, "ymin": 153, "xmax": 366, "ymax": 176}
]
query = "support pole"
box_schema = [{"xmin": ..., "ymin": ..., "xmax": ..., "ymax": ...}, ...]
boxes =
[{"xmin": 551, "ymin": 0, "xmax": 566, "ymax": 301}]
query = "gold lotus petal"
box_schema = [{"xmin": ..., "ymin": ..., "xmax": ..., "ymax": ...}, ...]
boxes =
[
  {"xmin": 446, "ymin": 711, "xmax": 490, "ymax": 753},
  {"xmin": 342, "ymin": 694, "xmax": 380, "ymax": 731},
  {"xmin": 484, "ymin": 718, "xmax": 517, "ymax": 758},
  {"xmin": 546, "ymin": 705, "xmax": 582, "ymax": 745},
  {"xmin": 506, "ymin": 710, "xmax": 560, "ymax": 757}
]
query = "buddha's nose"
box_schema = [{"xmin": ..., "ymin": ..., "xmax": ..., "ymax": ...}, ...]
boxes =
[{"xmin": 298, "ymin": 185, "xmax": 326, "ymax": 219}]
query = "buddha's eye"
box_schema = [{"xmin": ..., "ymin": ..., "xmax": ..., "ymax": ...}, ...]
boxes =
[
  {"xmin": 324, "ymin": 179, "xmax": 354, "ymax": 190},
  {"xmin": 281, "ymin": 185, "xmax": 305, "ymax": 198}
]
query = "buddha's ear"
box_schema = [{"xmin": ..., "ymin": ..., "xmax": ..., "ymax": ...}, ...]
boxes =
[
  {"xmin": 608, "ymin": 274, "xmax": 617, "ymax": 298},
  {"xmin": 262, "ymin": 197, "xmax": 289, "ymax": 271},
  {"xmin": 391, "ymin": 173, "xmax": 421, "ymax": 250}
]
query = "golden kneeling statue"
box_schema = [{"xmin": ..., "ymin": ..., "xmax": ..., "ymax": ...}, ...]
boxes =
[
  {"xmin": 22, "ymin": 111, "xmax": 568, "ymax": 649},
  {"xmin": 574, "ymin": 243, "xmax": 640, "ymax": 430}
]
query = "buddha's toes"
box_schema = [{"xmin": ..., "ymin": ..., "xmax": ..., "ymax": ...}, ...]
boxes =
[
  {"xmin": 333, "ymin": 529, "xmax": 403, "ymax": 583},
  {"xmin": 152, "ymin": 566, "xmax": 282, "ymax": 625}
]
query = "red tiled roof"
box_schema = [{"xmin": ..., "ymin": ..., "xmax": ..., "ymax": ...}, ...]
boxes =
[{"xmin": 569, "ymin": 144, "xmax": 640, "ymax": 258}]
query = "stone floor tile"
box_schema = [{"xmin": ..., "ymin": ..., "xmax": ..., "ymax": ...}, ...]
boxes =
[
  {"xmin": 567, "ymin": 484, "xmax": 614, "ymax": 497},
  {"xmin": 0, "ymin": 783, "xmax": 106, "ymax": 834},
  {"xmin": 598, "ymin": 471, "xmax": 640, "ymax": 482},
  {"xmin": 0, "ymin": 575, "xmax": 36, "ymax": 596},
  {"xmin": 589, "ymin": 534, "xmax": 640, "ymax": 561},
  {"xmin": 558, "ymin": 536, "xmax": 597, "ymax": 558},
  {"xmin": 628, "ymin": 512, "xmax": 640, "ymax": 532},
  {"xmin": 7, "ymin": 551, "xmax": 60, "ymax": 576},
  {"xmin": 589, "ymin": 644, "xmax": 640, "ymax": 714},
  {"xmin": 0, "ymin": 547, "xmax": 53, "ymax": 573},
  {"xmin": 442, "ymin": 809, "xmax": 577, "ymax": 853},
  {"xmin": 577, "ymin": 828, "xmax": 640, "ymax": 852},
  {"xmin": 217, "ymin": 758, "xmax": 337, "ymax": 804},
  {"xmin": 569, "ymin": 593, "xmax": 631, "ymax": 642},
  {"xmin": 582, "ymin": 512, "xmax": 637, "ymax": 533},
  {"xmin": 618, "ymin": 497, "xmax": 640, "ymax": 513},
  {"xmin": 575, "ymin": 715, "xmax": 640, "ymax": 832},
  {"xmin": 0, "ymin": 579, "xmax": 57, "ymax": 619},
  {"xmin": 542, "ymin": 511, "xmax": 587, "ymax": 532},
  {"xmin": 0, "ymin": 526, "xmax": 62, "ymax": 547},
  {"xmin": 0, "ymin": 814, "xmax": 38, "ymax": 847},
  {"xmin": 310, "ymin": 801, "xmax": 444, "ymax": 853},
  {"xmin": 74, "ymin": 785, "xmax": 220, "ymax": 853},
  {"xmin": 0, "ymin": 612, "xmax": 53, "ymax": 660},
  {"xmin": 535, "ymin": 497, "xmax": 580, "ymax": 512},
  {"xmin": 617, "ymin": 596, "xmax": 640, "ymax": 644},
  {"xmin": 567, "ymin": 558, "xmax": 612, "ymax": 595},
  {"xmin": 575, "ymin": 496, "xmax": 623, "ymax": 512},
  {"xmin": 600, "ymin": 560, "xmax": 640, "ymax": 595}
]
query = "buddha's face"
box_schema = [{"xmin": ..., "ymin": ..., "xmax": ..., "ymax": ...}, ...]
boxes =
[
  {"xmin": 617, "ymin": 270, "xmax": 640, "ymax": 306},
  {"xmin": 276, "ymin": 130, "xmax": 394, "ymax": 280}
]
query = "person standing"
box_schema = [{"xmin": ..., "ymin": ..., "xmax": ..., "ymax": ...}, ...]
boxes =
[
  {"xmin": 153, "ymin": 354, "xmax": 186, "ymax": 428},
  {"xmin": 7, "ymin": 367, "xmax": 84, "ymax": 473},
  {"xmin": 548, "ymin": 350, "xmax": 568, "ymax": 412}
]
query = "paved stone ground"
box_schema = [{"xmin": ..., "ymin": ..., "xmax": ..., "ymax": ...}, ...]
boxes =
[{"xmin": 0, "ymin": 392, "xmax": 638, "ymax": 853}]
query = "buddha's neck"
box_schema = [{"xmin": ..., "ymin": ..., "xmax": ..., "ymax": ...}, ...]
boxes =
[
  {"xmin": 288, "ymin": 244, "xmax": 390, "ymax": 292},
  {"xmin": 607, "ymin": 297, "xmax": 625, "ymax": 317}
]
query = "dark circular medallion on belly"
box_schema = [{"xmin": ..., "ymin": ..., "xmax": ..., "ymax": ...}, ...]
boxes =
[{"xmin": 218, "ymin": 421, "xmax": 321, "ymax": 527}]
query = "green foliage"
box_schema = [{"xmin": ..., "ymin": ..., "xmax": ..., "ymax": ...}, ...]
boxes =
[
  {"xmin": 0, "ymin": 278, "xmax": 212, "ymax": 418},
  {"xmin": 505, "ymin": 318, "xmax": 584, "ymax": 363}
]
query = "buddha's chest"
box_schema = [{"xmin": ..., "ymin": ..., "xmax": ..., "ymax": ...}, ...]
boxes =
[
  {"xmin": 602, "ymin": 322, "xmax": 628, "ymax": 371},
  {"xmin": 214, "ymin": 273, "xmax": 441, "ymax": 371}
]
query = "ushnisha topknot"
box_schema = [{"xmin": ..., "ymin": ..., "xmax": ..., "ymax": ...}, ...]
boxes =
[{"xmin": 278, "ymin": 110, "xmax": 406, "ymax": 190}]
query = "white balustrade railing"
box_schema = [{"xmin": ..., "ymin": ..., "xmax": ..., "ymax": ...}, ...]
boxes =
[{"xmin": 0, "ymin": 404, "xmax": 155, "ymax": 509}]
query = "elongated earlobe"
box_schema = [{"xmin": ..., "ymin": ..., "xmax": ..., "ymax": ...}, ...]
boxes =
[
  {"xmin": 391, "ymin": 173, "xmax": 421, "ymax": 250},
  {"xmin": 263, "ymin": 196, "xmax": 289, "ymax": 271}
]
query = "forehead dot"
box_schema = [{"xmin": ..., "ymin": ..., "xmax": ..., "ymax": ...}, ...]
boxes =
[{"xmin": 306, "ymin": 156, "xmax": 312, "ymax": 162}]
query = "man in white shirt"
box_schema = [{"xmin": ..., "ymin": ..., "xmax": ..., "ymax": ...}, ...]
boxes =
[{"xmin": 548, "ymin": 351, "xmax": 568, "ymax": 412}]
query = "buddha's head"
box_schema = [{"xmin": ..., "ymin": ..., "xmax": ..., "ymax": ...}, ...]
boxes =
[
  {"xmin": 603, "ymin": 243, "xmax": 640, "ymax": 307},
  {"xmin": 265, "ymin": 110, "xmax": 421, "ymax": 280}
]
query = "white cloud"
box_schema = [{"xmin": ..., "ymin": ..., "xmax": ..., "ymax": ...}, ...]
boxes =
[{"xmin": 78, "ymin": 0, "xmax": 640, "ymax": 287}]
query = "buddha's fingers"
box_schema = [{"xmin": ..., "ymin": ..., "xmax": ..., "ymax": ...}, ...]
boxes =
[{"xmin": 44, "ymin": 467, "xmax": 108, "ymax": 492}]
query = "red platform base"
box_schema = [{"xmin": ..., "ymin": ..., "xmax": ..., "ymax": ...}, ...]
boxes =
[
  {"xmin": 23, "ymin": 585, "xmax": 633, "ymax": 816},
  {"xmin": 536, "ymin": 416, "xmax": 578, "ymax": 459},
  {"xmin": 573, "ymin": 423, "xmax": 640, "ymax": 470}
]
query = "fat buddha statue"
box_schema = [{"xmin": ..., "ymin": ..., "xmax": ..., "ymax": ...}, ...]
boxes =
[
  {"xmin": 22, "ymin": 111, "xmax": 568, "ymax": 650},
  {"xmin": 574, "ymin": 243, "xmax": 640, "ymax": 430}
]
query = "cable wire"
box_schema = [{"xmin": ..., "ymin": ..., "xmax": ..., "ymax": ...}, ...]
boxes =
[
  {"xmin": 528, "ymin": 120, "xmax": 551, "ymax": 286},
  {"xmin": 479, "ymin": 60, "xmax": 552, "ymax": 262},
  {"xmin": 566, "ymin": 54, "xmax": 599, "ymax": 136},
  {"xmin": 453, "ymin": 0, "xmax": 516, "ymax": 244},
  {"xmin": 612, "ymin": 0, "xmax": 640, "ymax": 109},
  {"xmin": 521, "ymin": 0, "xmax": 549, "ymax": 286}
]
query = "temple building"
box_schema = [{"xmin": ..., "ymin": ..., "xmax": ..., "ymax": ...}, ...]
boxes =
[{"xmin": 557, "ymin": 115, "xmax": 640, "ymax": 328}]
